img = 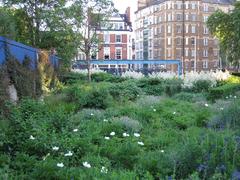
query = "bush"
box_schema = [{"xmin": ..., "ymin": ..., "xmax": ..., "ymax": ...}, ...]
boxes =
[
  {"xmin": 59, "ymin": 72, "xmax": 87, "ymax": 84},
  {"xmin": 66, "ymin": 83, "xmax": 113, "ymax": 109},
  {"xmin": 163, "ymin": 79, "xmax": 182, "ymax": 96},
  {"xmin": 137, "ymin": 78, "xmax": 164, "ymax": 96},
  {"xmin": 192, "ymin": 80, "xmax": 213, "ymax": 92},
  {"xmin": 109, "ymin": 80, "xmax": 142, "ymax": 101},
  {"xmin": 208, "ymin": 83, "xmax": 240, "ymax": 101},
  {"xmin": 209, "ymin": 100, "xmax": 240, "ymax": 129},
  {"xmin": 174, "ymin": 92, "xmax": 206, "ymax": 103}
]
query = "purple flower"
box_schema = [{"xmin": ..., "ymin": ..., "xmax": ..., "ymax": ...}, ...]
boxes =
[{"xmin": 231, "ymin": 170, "xmax": 240, "ymax": 180}]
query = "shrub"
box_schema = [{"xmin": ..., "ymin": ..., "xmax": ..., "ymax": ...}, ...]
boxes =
[
  {"xmin": 92, "ymin": 72, "xmax": 126, "ymax": 83},
  {"xmin": 109, "ymin": 80, "xmax": 142, "ymax": 101},
  {"xmin": 163, "ymin": 78, "xmax": 182, "ymax": 96},
  {"xmin": 174, "ymin": 92, "xmax": 206, "ymax": 103},
  {"xmin": 208, "ymin": 83, "xmax": 240, "ymax": 101},
  {"xmin": 113, "ymin": 116, "xmax": 142, "ymax": 132},
  {"xmin": 192, "ymin": 80, "xmax": 213, "ymax": 92},
  {"xmin": 137, "ymin": 78, "xmax": 164, "ymax": 96},
  {"xmin": 66, "ymin": 83, "xmax": 113, "ymax": 109},
  {"xmin": 208, "ymin": 100, "xmax": 240, "ymax": 129},
  {"xmin": 59, "ymin": 72, "xmax": 87, "ymax": 84}
]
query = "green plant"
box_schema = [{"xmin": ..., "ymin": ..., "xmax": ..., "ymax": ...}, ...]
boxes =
[
  {"xmin": 137, "ymin": 78, "xmax": 164, "ymax": 96},
  {"xmin": 66, "ymin": 82, "xmax": 113, "ymax": 109},
  {"xmin": 109, "ymin": 80, "xmax": 142, "ymax": 101},
  {"xmin": 193, "ymin": 80, "xmax": 213, "ymax": 92},
  {"xmin": 208, "ymin": 83, "xmax": 240, "ymax": 101}
]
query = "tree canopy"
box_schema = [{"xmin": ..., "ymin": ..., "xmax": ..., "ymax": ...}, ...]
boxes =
[{"xmin": 207, "ymin": 2, "xmax": 240, "ymax": 70}]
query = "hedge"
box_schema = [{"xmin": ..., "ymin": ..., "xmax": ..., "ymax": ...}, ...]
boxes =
[{"xmin": 208, "ymin": 83, "xmax": 240, "ymax": 101}]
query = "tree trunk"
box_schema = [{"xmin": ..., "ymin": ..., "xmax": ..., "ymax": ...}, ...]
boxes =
[{"xmin": 86, "ymin": 53, "xmax": 91, "ymax": 82}]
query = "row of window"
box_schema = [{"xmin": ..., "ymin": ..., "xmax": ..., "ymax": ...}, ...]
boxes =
[
  {"xmin": 135, "ymin": 38, "xmax": 217, "ymax": 50},
  {"xmin": 137, "ymin": 14, "xmax": 210, "ymax": 28},
  {"xmin": 104, "ymin": 34, "xmax": 122, "ymax": 43},
  {"xmin": 136, "ymin": 49, "xmax": 218, "ymax": 59},
  {"xmin": 136, "ymin": 26, "xmax": 209, "ymax": 40},
  {"xmin": 103, "ymin": 47, "xmax": 122, "ymax": 60}
]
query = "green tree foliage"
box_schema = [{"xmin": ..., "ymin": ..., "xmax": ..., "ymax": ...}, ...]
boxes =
[
  {"xmin": 207, "ymin": 2, "xmax": 240, "ymax": 70},
  {"xmin": 65, "ymin": 0, "xmax": 116, "ymax": 81}
]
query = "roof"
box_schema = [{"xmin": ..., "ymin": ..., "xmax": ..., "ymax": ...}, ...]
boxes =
[{"xmin": 137, "ymin": 0, "xmax": 234, "ymax": 12}]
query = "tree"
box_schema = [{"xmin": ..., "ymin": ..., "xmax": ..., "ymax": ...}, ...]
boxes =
[
  {"xmin": 66, "ymin": 0, "xmax": 116, "ymax": 81},
  {"xmin": 207, "ymin": 2, "xmax": 240, "ymax": 71},
  {"xmin": 0, "ymin": 8, "xmax": 17, "ymax": 39}
]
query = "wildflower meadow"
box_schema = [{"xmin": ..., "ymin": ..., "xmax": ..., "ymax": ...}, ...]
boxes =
[{"xmin": 0, "ymin": 70, "xmax": 240, "ymax": 179}]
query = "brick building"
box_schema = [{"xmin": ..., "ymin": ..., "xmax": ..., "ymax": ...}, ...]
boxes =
[
  {"xmin": 135, "ymin": 0, "xmax": 234, "ymax": 72},
  {"xmin": 95, "ymin": 7, "xmax": 134, "ymax": 70}
]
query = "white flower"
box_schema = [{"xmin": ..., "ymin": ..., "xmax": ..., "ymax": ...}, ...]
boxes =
[
  {"xmin": 123, "ymin": 132, "xmax": 130, "ymax": 137},
  {"xmin": 121, "ymin": 71, "xmax": 144, "ymax": 79},
  {"xmin": 52, "ymin": 146, "xmax": 59, "ymax": 151},
  {"xmin": 149, "ymin": 71, "xmax": 177, "ymax": 79},
  {"xmin": 160, "ymin": 150, "xmax": 164, "ymax": 153},
  {"xmin": 220, "ymin": 107, "xmax": 224, "ymax": 110},
  {"xmin": 104, "ymin": 136, "xmax": 110, "ymax": 140},
  {"xmin": 153, "ymin": 109, "xmax": 156, "ymax": 112},
  {"xmin": 101, "ymin": 166, "xmax": 108, "ymax": 173},
  {"xmin": 138, "ymin": 141, "xmax": 144, "ymax": 146},
  {"xmin": 234, "ymin": 96, "xmax": 237, "ymax": 99},
  {"xmin": 110, "ymin": 132, "xmax": 115, "ymax": 136},
  {"xmin": 204, "ymin": 103, "xmax": 209, "ymax": 107},
  {"xmin": 83, "ymin": 161, "xmax": 91, "ymax": 168},
  {"xmin": 29, "ymin": 135, "xmax": 35, "ymax": 140},
  {"xmin": 103, "ymin": 119, "xmax": 108, "ymax": 122},
  {"xmin": 57, "ymin": 163, "xmax": 64, "ymax": 168},
  {"xmin": 90, "ymin": 113, "xmax": 94, "ymax": 116},
  {"xmin": 226, "ymin": 96, "xmax": 229, "ymax": 99},
  {"xmin": 134, "ymin": 133, "xmax": 140, "ymax": 137},
  {"xmin": 73, "ymin": 129, "xmax": 78, "ymax": 132},
  {"xmin": 230, "ymin": 95, "xmax": 232, "ymax": 98},
  {"xmin": 64, "ymin": 151, "xmax": 73, "ymax": 157},
  {"xmin": 43, "ymin": 153, "xmax": 50, "ymax": 160},
  {"xmin": 173, "ymin": 112, "xmax": 176, "ymax": 115}
]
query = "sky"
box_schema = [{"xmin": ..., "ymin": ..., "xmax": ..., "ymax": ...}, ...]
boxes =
[{"xmin": 112, "ymin": 0, "xmax": 138, "ymax": 21}]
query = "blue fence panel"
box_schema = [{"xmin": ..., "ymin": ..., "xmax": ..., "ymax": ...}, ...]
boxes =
[{"xmin": 0, "ymin": 36, "xmax": 59, "ymax": 69}]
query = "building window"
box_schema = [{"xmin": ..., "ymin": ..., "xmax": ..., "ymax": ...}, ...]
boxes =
[
  {"xmin": 176, "ymin": 14, "xmax": 182, "ymax": 21},
  {"xmin": 104, "ymin": 34, "xmax": 110, "ymax": 43},
  {"xmin": 149, "ymin": 50, "xmax": 152, "ymax": 58},
  {"xmin": 185, "ymin": 49, "xmax": 189, "ymax": 56},
  {"xmin": 104, "ymin": 47, "xmax": 110, "ymax": 59},
  {"xmin": 191, "ymin": 60, "xmax": 195, "ymax": 68},
  {"xmin": 177, "ymin": 25, "xmax": 182, "ymax": 33},
  {"xmin": 116, "ymin": 48, "xmax": 122, "ymax": 59},
  {"xmin": 192, "ymin": 3, "xmax": 196, "ymax": 9},
  {"xmin": 176, "ymin": 49, "xmax": 181, "ymax": 58},
  {"xmin": 203, "ymin": 38, "xmax": 208, "ymax": 46},
  {"xmin": 167, "ymin": 25, "xmax": 171, "ymax": 33},
  {"xmin": 185, "ymin": 24, "xmax": 189, "ymax": 33},
  {"xmin": 203, "ymin": 49, "xmax": 208, "ymax": 57},
  {"xmin": 176, "ymin": 38, "xmax": 181, "ymax": 45},
  {"xmin": 203, "ymin": 4, "xmax": 208, "ymax": 12},
  {"xmin": 185, "ymin": 37, "xmax": 189, "ymax": 45},
  {"xmin": 167, "ymin": 14, "xmax": 172, "ymax": 21},
  {"xmin": 191, "ymin": 25, "xmax": 196, "ymax": 33},
  {"xmin": 203, "ymin": 16, "xmax": 209, "ymax": 23},
  {"xmin": 116, "ymin": 35, "xmax": 121, "ymax": 43},
  {"xmin": 191, "ymin": 49, "xmax": 196, "ymax": 57},
  {"xmin": 191, "ymin": 14, "xmax": 197, "ymax": 21},
  {"xmin": 203, "ymin": 60, "xmax": 208, "ymax": 69},
  {"xmin": 185, "ymin": 14, "xmax": 189, "ymax": 21},
  {"xmin": 191, "ymin": 38, "xmax": 195, "ymax": 45},
  {"xmin": 177, "ymin": 2, "xmax": 182, "ymax": 9},
  {"xmin": 167, "ymin": 37, "xmax": 171, "ymax": 45},
  {"xmin": 204, "ymin": 26, "xmax": 209, "ymax": 34},
  {"xmin": 167, "ymin": 49, "xmax": 171, "ymax": 57}
]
